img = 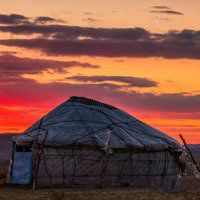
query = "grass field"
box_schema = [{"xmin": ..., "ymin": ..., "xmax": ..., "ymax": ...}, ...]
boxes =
[
  {"xmin": 0, "ymin": 177, "xmax": 199, "ymax": 200},
  {"xmin": 0, "ymin": 155, "xmax": 200, "ymax": 200}
]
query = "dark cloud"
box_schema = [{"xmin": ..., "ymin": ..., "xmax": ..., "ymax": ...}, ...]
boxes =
[
  {"xmin": 1, "ymin": 78, "xmax": 200, "ymax": 113},
  {"xmin": 0, "ymin": 76, "xmax": 38, "ymax": 86},
  {"xmin": 0, "ymin": 14, "xmax": 29, "ymax": 24},
  {"xmin": 82, "ymin": 17, "xmax": 103, "ymax": 23},
  {"xmin": 0, "ymin": 53, "xmax": 99, "ymax": 84},
  {"xmin": 34, "ymin": 16, "xmax": 66, "ymax": 24},
  {"xmin": 0, "ymin": 25, "xmax": 150, "ymax": 40},
  {"xmin": 68, "ymin": 75, "xmax": 158, "ymax": 88},
  {"xmin": 151, "ymin": 6, "xmax": 171, "ymax": 10},
  {"xmin": 150, "ymin": 5, "xmax": 184, "ymax": 16},
  {"xmin": 151, "ymin": 5, "xmax": 184, "ymax": 16},
  {"xmin": 167, "ymin": 29, "xmax": 200, "ymax": 41},
  {"xmin": 0, "ymin": 52, "xmax": 199, "ymax": 113},
  {"xmin": 0, "ymin": 13, "xmax": 67, "ymax": 26},
  {"xmin": 151, "ymin": 10, "xmax": 184, "ymax": 15},
  {"xmin": 116, "ymin": 92, "xmax": 200, "ymax": 113},
  {"xmin": 0, "ymin": 35, "xmax": 199, "ymax": 59},
  {"xmin": 0, "ymin": 22, "xmax": 199, "ymax": 59}
]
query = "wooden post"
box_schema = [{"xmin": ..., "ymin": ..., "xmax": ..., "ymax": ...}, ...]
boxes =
[
  {"xmin": 179, "ymin": 134, "xmax": 200, "ymax": 178},
  {"xmin": 7, "ymin": 141, "xmax": 15, "ymax": 184},
  {"xmin": 179, "ymin": 134, "xmax": 200, "ymax": 171},
  {"xmin": 32, "ymin": 143, "xmax": 42, "ymax": 190},
  {"xmin": 101, "ymin": 126, "xmax": 113, "ymax": 188}
]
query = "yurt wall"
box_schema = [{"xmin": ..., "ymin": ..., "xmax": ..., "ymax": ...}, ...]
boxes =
[{"xmin": 33, "ymin": 145, "xmax": 181, "ymax": 190}]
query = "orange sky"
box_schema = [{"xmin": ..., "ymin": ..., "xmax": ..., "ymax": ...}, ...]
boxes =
[{"xmin": 0, "ymin": 0, "xmax": 199, "ymax": 144}]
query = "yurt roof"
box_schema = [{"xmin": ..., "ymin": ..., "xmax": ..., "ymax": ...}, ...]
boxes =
[{"xmin": 13, "ymin": 96, "xmax": 182, "ymax": 153}]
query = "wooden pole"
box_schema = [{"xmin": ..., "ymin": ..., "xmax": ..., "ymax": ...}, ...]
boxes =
[
  {"xmin": 101, "ymin": 126, "xmax": 113, "ymax": 188},
  {"xmin": 179, "ymin": 134, "xmax": 200, "ymax": 172},
  {"xmin": 32, "ymin": 144, "xmax": 42, "ymax": 190}
]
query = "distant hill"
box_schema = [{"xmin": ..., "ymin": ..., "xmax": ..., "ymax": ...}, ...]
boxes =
[
  {"xmin": 188, "ymin": 144, "xmax": 200, "ymax": 154},
  {"xmin": 0, "ymin": 134, "xmax": 17, "ymax": 160}
]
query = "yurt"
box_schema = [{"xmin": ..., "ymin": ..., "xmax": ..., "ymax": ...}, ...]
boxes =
[{"xmin": 9, "ymin": 96, "xmax": 183, "ymax": 190}]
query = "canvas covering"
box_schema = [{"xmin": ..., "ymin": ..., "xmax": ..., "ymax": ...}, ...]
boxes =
[
  {"xmin": 10, "ymin": 96, "xmax": 183, "ymax": 189},
  {"xmin": 35, "ymin": 147, "xmax": 181, "ymax": 190},
  {"xmin": 13, "ymin": 96, "xmax": 182, "ymax": 153}
]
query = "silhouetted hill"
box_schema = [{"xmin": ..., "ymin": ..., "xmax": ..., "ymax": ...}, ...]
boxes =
[
  {"xmin": 0, "ymin": 134, "xmax": 17, "ymax": 160},
  {"xmin": 188, "ymin": 144, "xmax": 200, "ymax": 154}
]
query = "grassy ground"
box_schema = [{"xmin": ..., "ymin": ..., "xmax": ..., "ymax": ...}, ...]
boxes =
[
  {"xmin": 0, "ymin": 178, "xmax": 199, "ymax": 200},
  {"xmin": 0, "ymin": 154, "xmax": 199, "ymax": 200}
]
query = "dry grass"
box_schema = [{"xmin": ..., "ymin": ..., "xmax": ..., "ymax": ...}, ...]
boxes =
[
  {"xmin": 0, "ymin": 177, "xmax": 199, "ymax": 200},
  {"xmin": 50, "ymin": 189, "xmax": 65, "ymax": 200},
  {"xmin": 0, "ymin": 154, "xmax": 199, "ymax": 200},
  {"xmin": 0, "ymin": 183, "xmax": 200, "ymax": 200}
]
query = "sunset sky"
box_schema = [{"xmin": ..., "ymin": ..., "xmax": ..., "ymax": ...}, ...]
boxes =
[{"xmin": 0, "ymin": 0, "xmax": 200, "ymax": 143}]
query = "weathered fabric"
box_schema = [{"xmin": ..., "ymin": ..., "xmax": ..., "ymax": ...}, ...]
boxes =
[
  {"xmin": 10, "ymin": 148, "xmax": 33, "ymax": 184},
  {"xmin": 13, "ymin": 97, "xmax": 182, "ymax": 153},
  {"xmin": 36, "ymin": 147, "xmax": 181, "ymax": 190}
]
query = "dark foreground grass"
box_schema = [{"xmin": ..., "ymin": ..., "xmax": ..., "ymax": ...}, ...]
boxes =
[
  {"xmin": 0, "ymin": 154, "xmax": 199, "ymax": 200},
  {"xmin": 0, "ymin": 185, "xmax": 188, "ymax": 200},
  {"xmin": 0, "ymin": 177, "xmax": 199, "ymax": 200}
]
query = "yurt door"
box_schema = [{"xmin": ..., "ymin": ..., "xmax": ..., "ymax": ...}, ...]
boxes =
[{"xmin": 10, "ymin": 143, "xmax": 33, "ymax": 185}]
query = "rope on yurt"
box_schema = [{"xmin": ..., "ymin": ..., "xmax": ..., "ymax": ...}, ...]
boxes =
[
  {"xmin": 100, "ymin": 153, "xmax": 110, "ymax": 187},
  {"xmin": 21, "ymin": 98, "xmax": 181, "ymax": 188},
  {"xmin": 70, "ymin": 106, "xmax": 116, "ymax": 142},
  {"xmin": 95, "ymin": 108, "xmax": 176, "ymax": 152},
  {"xmin": 130, "ymin": 150, "xmax": 134, "ymax": 186},
  {"xmin": 160, "ymin": 151, "xmax": 169, "ymax": 188},
  {"xmin": 23, "ymin": 117, "xmax": 45, "ymax": 139},
  {"xmin": 32, "ymin": 143, "xmax": 43, "ymax": 190},
  {"xmin": 56, "ymin": 149, "xmax": 66, "ymax": 185},
  {"xmin": 101, "ymin": 108, "xmax": 175, "ymax": 188},
  {"xmin": 70, "ymin": 126, "xmax": 116, "ymax": 185},
  {"xmin": 39, "ymin": 129, "xmax": 54, "ymax": 187},
  {"xmin": 69, "ymin": 151, "xmax": 77, "ymax": 186},
  {"xmin": 85, "ymin": 109, "xmax": 146, "ymax": 187},
  {"xmin": 95, "ymin": 108, "xmax": 179, "ymax": 189},
  {"xmin": 68, "ymin": 102, "xmax": 90, "ymax": 186},
  {"xmin": 22, "ymin": 101, "xmax": 176, "ymax": 154},
  {"xmin": 100, "ymin": 127, "xmax": 113, "ymax": 187},
  {"xmin": 118, "ymin": 154, "xmax": 130, "ymax": 186},
  {"xmin": 41, "ymin": 146, "xmax": 52, "ymax": 186},
  {"xmin": 35, "ymin": 118, "xmax": 134, "ymax": 131},
  {"xmin": 93, "ymin": 109, "xmax": 146, "ymax": 148},
  {"xmin": 170, "ymin": 152, "xmax": 178, "ymax": 190},
  {"xmin": 147, "ymin": 152, "xmax": 152, "ymax": 187},
  {"xmin": 71, "ymin": 102, "xmax": 91, "ymax": 136},
  {"xmin": 81, "ymin": 109, "xmax": 133, "ymax": 186},
  {"xmin": 33, "ymin": 125, "xmax": 53, "ymax": 188},
  {"xmin": 95, "ymin": 109, "xmax": 147, "ymax": 147},
  {"xmin": 32, "ymin": 117, "xmax": 45, "ymax": 189},
  {"xmin": 22, "ymin": 104, "xmax": 135, "ymax": 137}
]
